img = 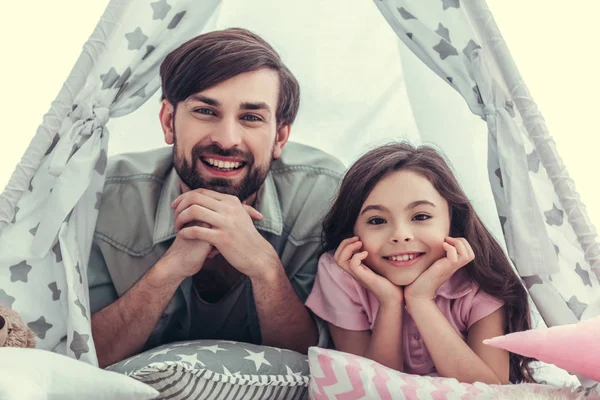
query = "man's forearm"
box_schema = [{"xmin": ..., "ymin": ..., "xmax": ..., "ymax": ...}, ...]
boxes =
[
  {"xmin": 92, "ymin": 260, "xmax": 182, "ymax": 368},
  {"xmin": 251, "ymin": 261, "xmax": 318, "ymax": 354}
]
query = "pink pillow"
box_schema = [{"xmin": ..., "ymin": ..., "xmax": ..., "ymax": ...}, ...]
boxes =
[
  {"xmin": 484, "ymin": 315, "xmax": 600, "ymax": 382},
  {"xmin": 307, "ymin": 347, "xmax": 561, "ymax": 399}
]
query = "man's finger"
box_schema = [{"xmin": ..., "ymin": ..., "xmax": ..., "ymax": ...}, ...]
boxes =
[
  {"xmin": 243, "ymin": 205, "xmax": 263, "ymax": 221},
  {"xmin": 175, "ymin": 205, "xmax": 221, "ymax": 231},
  {"xmin": 174, "ymin": 191, "xmax": 221, "ymax": 216},
  {"xmin": 179, "ymin": 225, "xmax": 217, "ymax": 243}
]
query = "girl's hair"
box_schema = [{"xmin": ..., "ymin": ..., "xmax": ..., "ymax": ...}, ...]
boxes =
[{"xmin": 322, "ymin": 142, "xmax": 534, "ymax": 383}]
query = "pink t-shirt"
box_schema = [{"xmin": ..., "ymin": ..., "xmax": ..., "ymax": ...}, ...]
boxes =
[{"xmin": 305, "ymin": 252, "xmax": 504, "ymax": 375}]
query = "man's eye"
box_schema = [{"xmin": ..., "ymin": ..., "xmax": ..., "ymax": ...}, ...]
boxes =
[
  {"xmin": 413, "ymin": 214, "xmax": 431, "ymax": 221},
  {"xmin": 194, "ymin": 108, "xmax": 215, "ymax": 115},
  {"xmin": 242, "ymin": 114, "xmax": 262, "ymax": 122},
  {"xmin": 367, "ymin": 217, "xmax": 386, "ymax": 225},
  {"xmin": 7, "ymin": 328, "xmax": 13, "ymax": 334}
]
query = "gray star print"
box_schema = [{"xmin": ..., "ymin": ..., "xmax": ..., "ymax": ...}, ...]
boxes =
[
  {"xmin": 142, "ymin": 45, "xmax": 155, "ymax": 61},
  {"xmin": 132, "ymin": 84, "xmax": 147, "ymax": 99},
  {"xmin": 442, "ymin": 0, "xmax": 460, "ymax": 10},
  {"xmin": 544, "ymin": 204, "xmax": 564, "ymax": 226},
  {"xmin": 495, "ymin": 168, "xmax": 503, "ymax": 188},
  {"xmin": 48, "ymin": 282, "xmax": 62, "ymax": 301},
  {"xmin": 435, "ymin": 23, "xmax": 451, "ymax": 43},
  {"xmin": 28, "ymin": 316, "xmax": 53, "ymax": 339},
  {"xmin": 575, "ymin": 263, "xmax": 592, "ymax": 287},
  {"xmin": 74, "ymin": 299, "xmax": 88, "ymax": 320},
  {"xmin": 462, "ymin": 39, "xmax": 481, "ymax": 60},
  {"xmin": 52, "ymin": 242, "xmax": 62, "ymax": 263},
  {"xmin": 447, "ymin": 77, "xmax": 453, "ymax": 84},
  {"xmin": 95, "ymin": 149, "xmax": 108, "ymax": 175},
  {"xmin": 75, "ymin": 263, "xmax": 83, "ymax": 284},
  {"xmin": 10, "ymin": 261, "xmax": 32, "ymax": 283},
  {"xmin": 567, "ymin": 296, "xmax": 588, "ymax": 320},
  {"xmin": 29, "ymin": 223, "xmax": 39, "ymax": 236},
  {"xmin": 125, "ymin": 27, "xmax": 148, "ymax": 50},
  {"xmin": 397, "ymin": 7, "xmax": 416, "ymax": 20},
  {"xmin": 407, "ymin": 32, "xmax": 413, "ymax": 40},
  {"xmin": 70, "ymin": 331, "xmax": 90, "ymax": 359},
  {"xmin": 28, "ymin": 178, "xmax": 33, "ymax": 192},
  {"xmin": 150, "ymin": 0, "xmax": 171, "ymax": 20},
  {"xmin": 100, "ymin": 67, "xmax": 119, "ymax": 90},
  {"xmin": 114, "ymin": 67, "xmax": 131, "ymax": 89},
  {"xmin": 433, "ymin": 39, "xmax": 458, "ymax": 60},
  {"xmin": 167, "ymin": 11, "xmax": 186, "ymax": 29},
  {"xmin": 527, "ymin": 150, "xmax": 540, "ymax": 173},
  {"xmin": 553, "ymin": 243, "xmax": 559, "ymax": 256},
  {"xmin": 11, "ymin": 206, "xmax": 19, "ymax": 224},
  {"xmin": 522, "ymin": 275, "xmax": 543, "ymax": 290},
  {"xmin": 0, "ymin": 290, "xmax": 15, "ymax": 308},
  {"xmin": 44, "ymin": 134, "xmax": 60, "ymax": 156}
]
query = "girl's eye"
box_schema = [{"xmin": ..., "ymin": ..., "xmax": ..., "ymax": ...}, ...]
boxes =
[
  {"xmin": 194, "ymin": 108, "xmax": 215, "ymax": 116},
  {"xmin": 242, "ymin": 114, "xmax": 262, "ymax": 122},
  {"xmin": 367, "ymin": 217, "xmax": 386, "ymax": 225},
  {"xmin": 413, "ymin": 214, "xmax": 431, "ymax": 221}
]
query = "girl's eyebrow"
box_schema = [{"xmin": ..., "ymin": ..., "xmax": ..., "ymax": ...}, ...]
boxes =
[
  {"xmin": 405, "ymin": 200, "xmax": 436, "ymax": 210},
  {"xmin": 360, "ymin": 204, "xmax": 387, "ymax": 215}
]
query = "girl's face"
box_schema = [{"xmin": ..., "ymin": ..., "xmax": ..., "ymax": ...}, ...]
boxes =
[{"xmin": 353, "ymin": 169, "xmax": 451, "ymax": 286}]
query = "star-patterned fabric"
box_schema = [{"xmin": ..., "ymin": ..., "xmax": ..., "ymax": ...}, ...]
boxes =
[
  {"xmin": 0, "ymin": 0, "xmax": 222, "ymax": 364},
  {"xmin": 107, "ymin": 340, "xmax": 309, "ymax": 399}
]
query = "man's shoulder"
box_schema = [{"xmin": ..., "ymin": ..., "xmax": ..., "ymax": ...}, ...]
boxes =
[
  {"xmin": 104, "ymin": 147, "xmax": 173, "ymax": 182},
  {"xmin": 269, "ymin": 142, "xmax": 346, "ymax": 243},
  {"xmin": 271, "ymin": 142, "xmax": 346, "ymax": 179}
]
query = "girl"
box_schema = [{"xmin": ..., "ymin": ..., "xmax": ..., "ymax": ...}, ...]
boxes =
[{"xmin": 306, "ymin": 143, "xmax": 533, "ymax": 384}]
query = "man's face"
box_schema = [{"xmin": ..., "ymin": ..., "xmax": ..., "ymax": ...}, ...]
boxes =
[{"xmin": 160, "ymin": 68, "xmax": 290, "ymax": 201}]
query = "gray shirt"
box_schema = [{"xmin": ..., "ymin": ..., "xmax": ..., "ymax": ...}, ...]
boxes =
[{"xmin": 88, "ymin": 142, "xmax": 344, "ymax": 350}]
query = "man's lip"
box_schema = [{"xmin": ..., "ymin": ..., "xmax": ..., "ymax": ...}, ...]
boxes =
[{"xmin": 201, "ymin": 155, "xmax": 247, "ymax": 163}]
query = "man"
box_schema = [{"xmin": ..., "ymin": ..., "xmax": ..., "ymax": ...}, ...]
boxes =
[{"xmin": 88, "ymin": 28, "xmax": 345, "ymax": 367}]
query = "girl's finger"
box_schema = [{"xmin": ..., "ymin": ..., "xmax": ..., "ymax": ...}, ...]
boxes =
[
  {"xmin": 337, "ymin": 240, "xmax": 363, "ymax": 265},
  {"xmin": 333, "ymin": 237, "xmax": 359, "ymax": 261},
  {"xmin": 443, "ymin": 241, "xmax": 458, "ymax": 263}
]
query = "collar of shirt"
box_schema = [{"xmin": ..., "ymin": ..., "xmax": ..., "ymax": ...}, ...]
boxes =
[{"xmin": 152, "ymin": 167, "xmax": 284, "ymax": 245}]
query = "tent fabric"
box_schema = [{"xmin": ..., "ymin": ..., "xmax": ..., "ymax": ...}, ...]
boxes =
[{"xmin": 0, "ymin": 0, "xmax": 598, "ymax": 383}]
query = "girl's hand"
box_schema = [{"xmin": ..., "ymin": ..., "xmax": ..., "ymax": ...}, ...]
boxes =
[
  {"xmin": 334, "ymin": 236, "xmax": 404, "ymax": 305},
  {"xmin": 405, "ymin": 237, "xmax": 474, "ymax": 304}
]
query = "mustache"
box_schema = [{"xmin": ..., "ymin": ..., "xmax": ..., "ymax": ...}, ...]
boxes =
[{"xmin": 191, "ymin": 144, "xmax": 251, "ymax": 162}]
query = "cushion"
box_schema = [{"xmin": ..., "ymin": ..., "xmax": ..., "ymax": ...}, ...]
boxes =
[
  {"xmin": 484, "ymin": 315, "xmax": 600, "ymax": 382},
  {"xmin": 307, "ymin": 347, "xmax": 594, "ymax": 399},
  {"xmin": 106, "ymin": 340, "xmax": 310, "ymax": 399},
  {"xmin": 0, "ymin": 347, "xmax": 158, "ymax": 400}
]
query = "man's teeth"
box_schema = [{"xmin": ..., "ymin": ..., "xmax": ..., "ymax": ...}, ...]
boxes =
[
  {"xmin": 205, "ymin": 158, "xmax": 242, "ymax": 169},
  {"xmin": 389, "ymin": 254, "xmax": 418, "ymax": 262}
]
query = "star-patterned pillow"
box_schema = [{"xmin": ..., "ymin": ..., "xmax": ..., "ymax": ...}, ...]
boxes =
[{"xmin": 106, "ymin": 340, "xmax": 309, "ymax": 399}]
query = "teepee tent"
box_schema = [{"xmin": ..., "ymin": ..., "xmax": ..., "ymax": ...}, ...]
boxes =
[{"xmin": 0, "ymin": 0, "xmax": 598, "ymax": 386}]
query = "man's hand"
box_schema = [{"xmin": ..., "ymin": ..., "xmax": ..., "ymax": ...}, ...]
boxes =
[
  {"xmin": 160, "ymin": 221, "xmax": 214, "ymax": 282},
  {"xmin": 172, "ymin": 189, "xmax": 272, "ymax": 279}
]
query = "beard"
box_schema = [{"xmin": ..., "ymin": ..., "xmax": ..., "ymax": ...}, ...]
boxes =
[{"xmin": 173, "ymin": 132, "xmax": 273, "ymax": 202}]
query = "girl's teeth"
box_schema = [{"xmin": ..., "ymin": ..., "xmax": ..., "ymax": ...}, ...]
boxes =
[{"xmin": 390, "ymin": 254, "xmax": 417, "ymax": 261}]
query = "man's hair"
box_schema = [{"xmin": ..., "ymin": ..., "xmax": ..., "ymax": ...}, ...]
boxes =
[{"xmin": 160, "ymin": 28, "xmax": 300, "ymax": 126}]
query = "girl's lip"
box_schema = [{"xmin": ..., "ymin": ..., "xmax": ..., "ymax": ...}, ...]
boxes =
[{"xmin": 383, "ymin": 253, "xmax": 425, "ymax": 268}]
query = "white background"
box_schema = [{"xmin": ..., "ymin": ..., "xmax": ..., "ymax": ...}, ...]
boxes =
[{"xmin": 1, "ymin": 1, "xmax": 599, "ymax": 227}]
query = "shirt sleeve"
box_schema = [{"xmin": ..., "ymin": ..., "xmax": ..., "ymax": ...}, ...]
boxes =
[
  {"xmin": 305, "ymin": 253, "xmax": 371, "ymax": 331},
  {"xmin": 87, "ymin": 239, "xmax": 118, "ymax": 314},
  {"xmin": 466, "ymin": 286, "xmax": 505, "ymax": 329}
]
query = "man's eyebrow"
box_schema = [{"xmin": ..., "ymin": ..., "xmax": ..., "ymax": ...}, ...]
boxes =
[
  {"xmin": 405, "ymin": 200, "xmax": 436, "ymax": 210},
  {"xmin": 187, "ymin": 94, "xmax": 220, "ymax": 107},
  {"xmin": 240, "ymin": 101, "xmax": 271, "ymax": 112},
  {"xmin": 360, "ymin": 205, "xmax": 387, "ymax": 216}
]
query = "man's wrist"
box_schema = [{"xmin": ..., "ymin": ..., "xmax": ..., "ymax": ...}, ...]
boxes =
[
  {"xmin": 248, "ymin": 247, "xmax": 283, "ymax": 284},
  {"xmin": 151, "ymin": 257, "xmax": 187, "ymax": 289}
]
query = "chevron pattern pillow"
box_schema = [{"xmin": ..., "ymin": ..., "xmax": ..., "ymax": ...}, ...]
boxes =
[{"xmin": 107, "ymin": 340, "xmax": 309, "ymax": 399}]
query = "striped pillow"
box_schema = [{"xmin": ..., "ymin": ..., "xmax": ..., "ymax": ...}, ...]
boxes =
[{"xmin": 107, "ymin": 340, "xmax": 309, "ymax": 400}]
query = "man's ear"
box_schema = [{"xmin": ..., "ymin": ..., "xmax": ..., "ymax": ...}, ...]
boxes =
[
  {"xmin": 159, "ymin": 100, "xmax": 175, "ymax": 145},
  {"xmin": 272, "ymin": 123, "xmax": 291, "ymax": 159}
]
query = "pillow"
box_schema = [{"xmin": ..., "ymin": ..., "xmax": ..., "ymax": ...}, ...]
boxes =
[
  {"xmin": 107, "ymin": 340, "xmax": 310, "ymax": 399},
  {"xmin": 307, "ymin": 347, "xmax": 593, "ymax": 400},
  {"xmin": 484, "ymin": 315, "xmax": 600, "ymax": 382},
  {"xmin": 0, "ymin": 347, "xmax": 158, "ymax": 400}
]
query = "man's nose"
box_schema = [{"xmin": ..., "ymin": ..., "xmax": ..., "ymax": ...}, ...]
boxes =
[{"xmin": 211, "ymin": 118, "xmax": 242, "ymax": 149}]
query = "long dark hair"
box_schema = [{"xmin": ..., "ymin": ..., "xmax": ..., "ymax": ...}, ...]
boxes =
[{"xmin": 322, "ymin": 142, "xmax": 534, "ymax": 383}]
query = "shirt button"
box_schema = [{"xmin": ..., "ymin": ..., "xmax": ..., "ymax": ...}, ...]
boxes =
[{"xmin": 414, "ymin": 334, "xmax": 420, "ymax": 340}]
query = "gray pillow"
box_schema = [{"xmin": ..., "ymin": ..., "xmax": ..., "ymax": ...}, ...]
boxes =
[{"xmin": 106, "ymin": 340, "xmax": 309, "ymax": 399}]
